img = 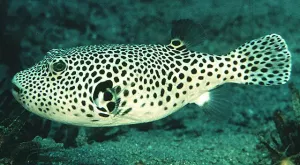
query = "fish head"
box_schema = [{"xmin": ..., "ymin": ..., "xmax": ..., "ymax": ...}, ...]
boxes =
[{"xmin": 11, "ymin": 47, "xmax": 105, "ymax": 125}]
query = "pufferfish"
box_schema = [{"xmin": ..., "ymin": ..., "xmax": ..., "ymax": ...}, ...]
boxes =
[{"xmin": 11, "ymin": 34, "xmax": 291, "ymax": 127}]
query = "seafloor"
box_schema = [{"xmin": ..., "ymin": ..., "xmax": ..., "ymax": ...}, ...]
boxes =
[{"xmin": 0, "ymin": 0, "xmax": 300, "ymax": 165}]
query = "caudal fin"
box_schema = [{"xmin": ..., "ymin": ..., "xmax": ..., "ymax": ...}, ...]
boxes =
[{"xmin": 228, "ymin": 34, "xmax": 292, "ymax": 86}]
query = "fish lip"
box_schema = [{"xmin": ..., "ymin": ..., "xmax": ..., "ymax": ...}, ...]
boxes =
[
  {"xmin": 12, "ymin": 83, "xmax": 21, "ymax": 93},
  {"xmin": 11, "ymin": 76, "xmax": 23, "ymax": 96}
]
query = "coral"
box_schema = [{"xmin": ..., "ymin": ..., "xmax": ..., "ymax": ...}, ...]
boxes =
[
  {"xmin": 0, "ymin": 81, "xmax": 66, "ymax": 164},
  {"xmin": 259, "ymin": 83, "xmax": 300, "ymax": 165},
  {"xmin": 290, "ymin": 83, "xmax": 300, "ymax": 120}
]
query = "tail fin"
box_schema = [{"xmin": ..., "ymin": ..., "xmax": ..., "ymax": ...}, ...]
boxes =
[{"xmin": 227, "ymin": 34, "xmax": 292, "ymax": 86}]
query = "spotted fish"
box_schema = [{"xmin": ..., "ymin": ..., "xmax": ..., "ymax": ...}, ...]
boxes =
[{"xmin": 11, "ymin": 34, "xmax": 291, "ymax": 127}]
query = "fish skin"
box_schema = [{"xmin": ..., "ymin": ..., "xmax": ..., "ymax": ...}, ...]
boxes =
[{"xmin": 11, "ymin": 34, "xmax": 291, "ymax": 127}]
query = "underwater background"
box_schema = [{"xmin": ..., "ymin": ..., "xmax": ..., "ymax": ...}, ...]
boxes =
[{"xmin": 0, "ymin": 0, "xmax": 300, "ymax": 165}]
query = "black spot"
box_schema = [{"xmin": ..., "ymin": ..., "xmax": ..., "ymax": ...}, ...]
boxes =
[
  {"xmin": 104, "ymin": 92, "xmax": 113, "ymax": 101},
  {"xmin": 91, "ymin": 71, "xmax": 97, "ymax": 77},
  {"xmin": 225, "ymin": 58, "xmax": 230, "ymax": 61},
  {"xmin": 122, "ymin": 108, "xmax": 132, "ymax": 116},
  {"xmin": 99, "ymin": 69, "xmax": 105, "ymax": 74},
  {"xmin": 256, "ymin": 54, "xmax": 262, "ymax": 58},
  {"xmin": 88, "ymin": 104, "xmax": 94, "ymax": 111},
  {"xmin": 191, "ymin": 59, "xmax": 197, "ymax": 65},
  {"xmin": 167, "ymin": 72, "xmax": 173, "ymax": 80},
  {"xmin": 261, "ymin": 68, "xmax": 268, "ymax": 73},
  {"xmin": 106, "ymin": 72, "xmax": 112, "ymax": 78},
  {"xmin": 81, "ymin": 100, "xmax": 86, "ymax": 106},
  {"xmin": 98, "ymin": 113, "xmax": 109, "ymax": 117},
  {"xmin": 107, "ymin": 102, "xmax": 115, "ymax": 112},
  {"xmin": 139, "ymin": 85, "xmax": 143, "ymax": 90},
  {"xmin": 167, "ymin": 84, "xmax": 173, "ymax": 91},
  {"xmin": 183, "ymin": 66, "xmax": 188, "ymax": 71},
  {"xmin": 86, "ymin": 114, "xmax": 93, "ymax": 117},
  {"xmin": 161, "ymin": 78, "xmax": 166, "ymax": 85},
  {"xmin": 155, "ymin": 81, "xmax": 160, "ymax": 87},
  {"xmin": 183, "ymin": 59, "xmax": 191, "ymax": 63},
  {"xmin": 176, "ymin": 45, "xmax": 186, "ymax": 51},
  {"xmin": 121, "ymin": 70, "xmax": 127, "ymax": 76},
  {"xmin": 153, "ymin": 93, "xmax": 157, "ymax": 98},
  {"xmin": 158, "ymin": 100, "xmax": 163, "ymax": 106},
  {"xmin": 207, "ymin": 72, "xmax": 213, "ymax": 76},
  {"xmin": 160, "ymin": 89, "xmax": 165, "ymax": 97},
  {"xmin": 240, "ymin": 58, "xmax": 247, "ymax": 63},
  {"xmin": 122, "ymin": 62, "xmax": 127, "ymax": 67},
  {"xmin": 132, "ymin": 89, "xmax": 137, "ymax": 95},
  {"xmin": 207, "ymin": 64, "xmax": 213, "ymax": 68},
  {"xmin": 166, "ymin": 96, "xmax": 171, "ymax": 102},
  {"xmin": 251, "ymin": 67, "xmax": 258, "ymax": 71},
  {"xmin": 191, "ymin": 68, "xmax": 197, "ymax": 74},
  {"xmin": 176, "ymin": 61, "xmax": 182, "ymax": 66},
  {"xmin": 172, "ymin": 76, "xmax": 177, "ymax": 83},
  {"xmin": 129, "ymin": 65, "xmax": 134, "ymax": 69},
  {"xmin": 248, "ymin": 56, "xmax": 254, "ymax": 61},
  {"xmin": 177, "ymin": 83, "xmax": 183, "ymax": 89},
  {"xmin": 265, "ymin": 63, "xmax": 273, "ymax": 67},
  {"xmin": 179, "ymin": 73, "xmax": 185, "ymax": 79},
  {"xmin": 114, "ymin": 77, "xmax": 119, "ymax": 82}
]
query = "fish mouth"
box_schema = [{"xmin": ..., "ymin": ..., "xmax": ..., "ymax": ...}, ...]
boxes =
[
  {"xmin": 11, "ymin": 76, "xmax": 23, "ymax": 97},
  {"xmin": 12, "ymin": 83, "xmax": 22, "ymax": 93}
]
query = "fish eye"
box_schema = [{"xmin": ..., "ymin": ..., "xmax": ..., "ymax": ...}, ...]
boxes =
[{"xmin": 52, "ymin": 60, "xmax": 67, "ymax": 72}]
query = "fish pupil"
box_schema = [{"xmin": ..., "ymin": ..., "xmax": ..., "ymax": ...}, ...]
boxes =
[
  {"xmin": 53, "ymin": 60, "xmax": 66, "ymax": 72},
  {"xmin": 171, "ymin": 40, "xmax": 181, "ymax": 46}
]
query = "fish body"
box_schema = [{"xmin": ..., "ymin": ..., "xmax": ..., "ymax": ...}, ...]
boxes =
[{"xmin": 11, "ymin": 34, "xmax": 291, "ymax": 127}]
